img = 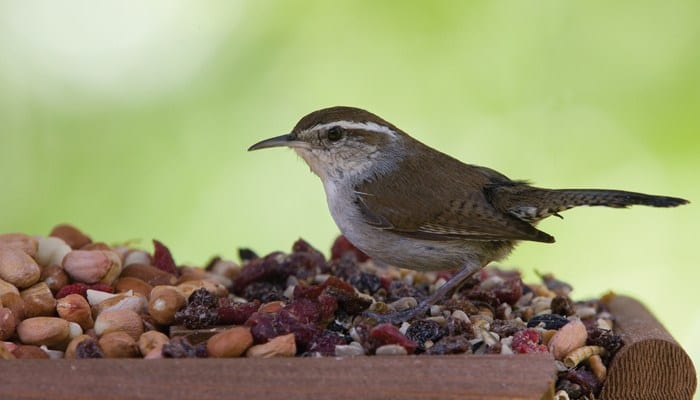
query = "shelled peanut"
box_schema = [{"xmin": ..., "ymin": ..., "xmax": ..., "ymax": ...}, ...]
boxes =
[{"xmin": 0, "ymin": 225, "xmax": 249, "ymax": 359}]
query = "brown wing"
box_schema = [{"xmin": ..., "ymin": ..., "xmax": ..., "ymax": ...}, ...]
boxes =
[{"xmin": 354, "ymin": 150, "xmax": 555, "ymax": 243}]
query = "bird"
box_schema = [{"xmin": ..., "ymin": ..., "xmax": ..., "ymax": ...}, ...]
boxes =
[{"xmin": 248, "ymin": 106, "xmax": 689, "ymax": 323}]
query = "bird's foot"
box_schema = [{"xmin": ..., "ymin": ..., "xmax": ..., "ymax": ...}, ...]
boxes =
[{"xmin": 361, "ymin": 303, "xmax": 430, "ymax": 324}]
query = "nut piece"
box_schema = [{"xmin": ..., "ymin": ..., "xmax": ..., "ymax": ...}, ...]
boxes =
[
  {"xmin": 93, "ymin": 292, "xmax": 147, "ymax": 317},
  {"xmin": 57, "ymin": 294, "xmax": 94, "ymax": 330},
  {"xmin": 138, "ymin": 330, "xmax": 169, "ymax": 355},
  {"xmin": 0, "ymin": 233, "xmax": 38, "ymax": 258},
  {"xmin": 20, "ymin": 282, "xmax": 57, "ymax": 318},
  {"xmin": 0, "ymin": 292, "xmax": 25, "ymax": 321},
  {"xmin": 207, "ymin": 326, "xmax": 253, "ymax": 358},
  {"xmin": 36, "ymin": 236, "xmax": 72, "ymax": 268},
  {"xmin": 548, "ymin": 319, "xmax": 587, "ymax": 360},
  {"xmin": 245, "ymin": 333, "xmax": 296, "ymax": 358},
  {"xmin": 258, "ymin": 301, "xmax": 285, "ymax": 314},
  {"xmin": 148, "ymin": 286, "xmax": 186, "ymax": 325},
  {"xmin": 0, "ymin": 277, "xmax": 20, "ymax": 297},
  {"xmin": 50, "ymin": 224, "xmax": 92, "ymax": 249},
  {"xmin": 114, "ymin": 277, "xmax": 153, "ymax": 298},
  {"xmin": 0, "ymin": 341, "xmax": 16, "ymax": 359},
  {"xmin": 63, "ymin": 250, "xmax": 122, "ymax": 284},
  {"xmin": 94, "ymin": 309, "xmax": 144, "ymax": 340},
  {"xmin": 40, "ymin": 264, "xmax": 70, "ymax": 293},
  {"xmin": 120, "ymin": 264, "xmax": 177, "ymax": 286},
  {"xmin": 99, "ymin": 331, "xmax": 140, "ymax": 358},
  {"xmin": 123, "ymin": 250, "xmax": 152, "ymax": 267},
  {"xmin": 12, "ymin": 344, "xmax": 50, "ymax": 359},
  {"xmin": 0, "ymin": 248, "xmax": 41, "ymax": 289},
  {"xmin": 17, "ymin": 317, "xmax": 71, "ymax": 348},
  {"xmin": 375, "ymin": 344, "xmax": 409, "ymax": 356},
  {"xmin": 0, "ymin": 307, "xmax": 17, "ymax": 340}
]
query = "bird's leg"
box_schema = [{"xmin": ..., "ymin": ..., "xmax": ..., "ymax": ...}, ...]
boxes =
[{"xmin": 363, "ymin": 258, "xmax": 483, "ymax": 324}]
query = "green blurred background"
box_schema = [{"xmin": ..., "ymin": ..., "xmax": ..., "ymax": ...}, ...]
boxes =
[{"xmin": 1, "ymin": 0, "xmax": 697, "ymax": 382}]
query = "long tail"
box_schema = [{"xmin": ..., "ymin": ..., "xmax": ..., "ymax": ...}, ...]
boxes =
[
  {"xmin": 544, "ymin": 189, "xmax": 689, "ymax": 209},
  {"xmin": 490, "ymin": 185, "xmax": 689, "ymax": 222}
]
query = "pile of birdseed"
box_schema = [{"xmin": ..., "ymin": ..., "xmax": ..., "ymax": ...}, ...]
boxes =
[{"xmin": 0, "ymin": 226, "xmax": 622, "ymax": 400}]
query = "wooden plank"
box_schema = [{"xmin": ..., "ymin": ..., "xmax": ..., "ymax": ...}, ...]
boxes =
[
  {"xmin": 0, "ymin": 354, "xmax": 556, "ymax": 400},
  {"xmin": 601, "ymin": 295, "xmax": 697, "ymax": 400}
]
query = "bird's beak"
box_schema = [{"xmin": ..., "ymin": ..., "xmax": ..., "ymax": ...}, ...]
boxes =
[{"xmin": 248, "ymin": 133, "xmax": 301, "ymax": 151}]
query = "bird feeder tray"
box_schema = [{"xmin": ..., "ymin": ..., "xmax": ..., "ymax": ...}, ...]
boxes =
[{"xmin": 0, "ymin": 295, "xmax": 694, "ymax": 400}]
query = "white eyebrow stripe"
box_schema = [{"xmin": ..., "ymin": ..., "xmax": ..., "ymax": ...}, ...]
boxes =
[{"xmin": 307, "ymin": 121, "xmax": 397, "ymax": 138}]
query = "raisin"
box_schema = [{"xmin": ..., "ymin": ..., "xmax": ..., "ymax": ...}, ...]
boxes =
[
  {"xmin": 174, "ymin": 305, "xmax": 219, "ymax": 329},
  {"xmin": 427, "ymin": 336, "xmax": 472, "ymax": 355},
  {"xmin": 238, "ymin": 248, "xmax": 259, "ymax": 261},
  {"xmin": 75, "ymin": 339, "xmax": 104, "ymax": 359},
  {"xmin": 405, "ymin": 320, "xmax": 445, "ymax": 351},
  {"xmin": 187, "ymin": 288, "xmax": 219, "ymax": 308},
  {"xmin": 527, "ymin": 314, "xmax": 570, "ymax": 330},
  {"xmin": 162, "ymin": 337, "xmax": 207, "ymax": 358},
  {"xmin": 551, "ymin": 295, "xmax": 576, "ymax": 316}
]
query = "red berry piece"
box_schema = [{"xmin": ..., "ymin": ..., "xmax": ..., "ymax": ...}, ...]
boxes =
[
  {"xmin": 152, "ymin": 239, "xmax": 178, "ymax": 275},
  {"xmin": 330, "ymin": 236, "xmax": 369, "ymax": 262},
  {"xmin": 55, "ymin": 283, "xmax": 89, "ymax": 299},
  {"xmin": 369, "ymin": 323, "xmax": 417, "ymax": 354},
  {"xmin": 511, "ymin": 329, "xmax": 548, "ymax": 354}
]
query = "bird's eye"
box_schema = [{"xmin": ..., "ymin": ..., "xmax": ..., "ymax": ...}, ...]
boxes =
[{"xmin": 327, "ymin": 126, "xmax": 343, "ymax": 142}]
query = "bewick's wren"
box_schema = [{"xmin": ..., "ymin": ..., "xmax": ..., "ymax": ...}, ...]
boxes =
[{"xmin": 249, "ymin": 106, "xmax": 688, "ymax": 323}]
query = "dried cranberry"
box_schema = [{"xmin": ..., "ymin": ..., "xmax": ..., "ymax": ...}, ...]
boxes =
[
  {"xmin": 369, "ymin": 323, "xmax": 417, "ymax": 354},
  {"xmin": 88, "ymin": 283, "xmax": 114, "ymax": 294},
  {"xmin": 55, "ymin": 283, "xmax": 89, "ymax": 299},
  {"xmin": 286, "ymin": 298, "xmax": 324, "ymax": 324},
  {"xmin": 322, "ymin": 276, "xmax": 371, "ymax": 315},
  {"xmin": 307, "ymin": 331, "xmax": 348, "ymax": 356},
  {"xmin": 152, "ymin": 239, "xmax": 178, "ymax": 275},
  {"xmin": 330, "ymin": 235, "xmax": 369, "ymax": 262},
  {"xmin": 492, "ymin": 278, "xmax": 523, "ymax": 305},
  {"xmin": 246, "ymin": 312, "xmax": 278, "ymax": 343},
  {"xmin": 217, "ymin": 300, "xmax": 260, "ymax": 325}
]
